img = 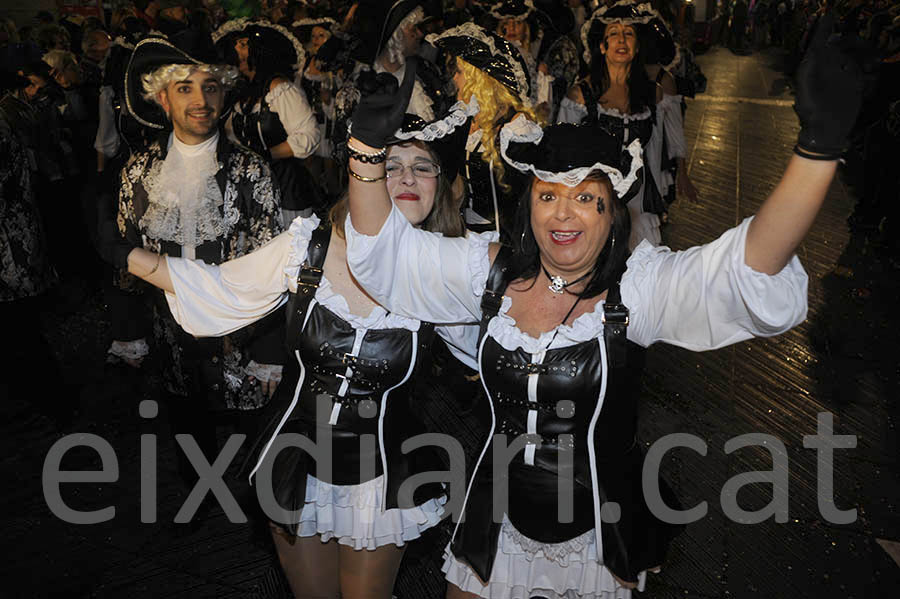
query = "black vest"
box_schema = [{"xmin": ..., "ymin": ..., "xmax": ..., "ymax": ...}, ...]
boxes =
[
  {"xmin": 449, "ymin": 247, "xmax": 680, "ymax": 584},
  {"xmin": 250, "ymin": 223, "xmax": 443, "ymax": 533}
]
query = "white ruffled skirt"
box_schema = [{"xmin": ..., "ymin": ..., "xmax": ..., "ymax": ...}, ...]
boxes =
[
  {"xmin": 294, "ymin": 473, "xmax": 447, "ymax": 550},
  {"xmin": 442, "ymin": 516, "xmax": 648, "ymax": 599}
]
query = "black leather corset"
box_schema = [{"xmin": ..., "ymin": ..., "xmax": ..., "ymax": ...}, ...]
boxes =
[
  {"xmin": 289, "ymin": 301, "xmax": 432, "ymax": 435},
  {"xmin": 230, "ymin": 94, "xmax": 288, "ymax": 156},
  {"xmin": 596, "ymin": 110, "xmax": 653, "ymax": 148}
]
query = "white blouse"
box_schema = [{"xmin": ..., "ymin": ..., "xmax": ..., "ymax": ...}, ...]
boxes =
[
  {"xmin": 345, "ymin": 204, "xmax": 809, "ymax": 357},
  {"xmin": 162, "ymin": 215, "xmax": 479, "ymax": 367},
  {"xmin": 225, "ymin": 81, "xmax": 321, "ymax": 159}
]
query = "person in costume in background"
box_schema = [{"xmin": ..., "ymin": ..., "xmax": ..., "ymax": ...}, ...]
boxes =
[
  {"xmin": 489, "ymin": 0, "xmax": 554, "ymax": 117},
  {"xmin": 215, "ymin": 18, "xmax": 323, "ymax": 225},
  {"xmin": 332, "ymin": 0, "xmax": 450, "ymax": 171},
  {"xmin": 293, "ymin": 16, "xmax": 343, "ymax": 200},
  {"xmin": 560, "ymin": 0, "xmax": 676, "ymax": 250},
  {"xmin": 111, "ymin": 70, "xmax": 477, "ymax": 599},
  {"xmin": 427, "ymin": 22, "xmax": 542, "ymax": 238},
  {"xmin": 100, "ymin": 34, "xmax": 286, "ymax": 497},
  {"xmin": 341, "ymin": 12, "xmax": 862, "ymax": 599}
]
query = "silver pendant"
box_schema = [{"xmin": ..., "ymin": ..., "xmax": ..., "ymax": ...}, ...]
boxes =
[{"xmin": 548, "ymin": 275, "xmax": 567, "ymax": 294}]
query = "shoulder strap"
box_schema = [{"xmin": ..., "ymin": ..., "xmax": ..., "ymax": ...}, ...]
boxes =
[
  {"xmin": 602, "ymin": 274, "xmax": 630, "ymax": 369},
  {"xmin": 478, "ymin": 244, "xmax": 512, "ymax": 345},
  {"xmin": 579, "ymin": 81, "xmax": 598, "ymax": 123},
  {"xmin": 285, "ymin": 221, "xmax": 332, "ymax": 343}
]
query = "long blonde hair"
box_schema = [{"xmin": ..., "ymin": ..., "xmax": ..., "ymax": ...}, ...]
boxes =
[{"xmin": 456, "ymin": 57, "xmax": 543, "ymax": 189}]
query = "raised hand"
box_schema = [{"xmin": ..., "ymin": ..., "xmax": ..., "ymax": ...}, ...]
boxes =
[
  {"xmin": 794, "ymin": 13, "xmax": 864, "ymax": 159},
  {"xmin": 349, "ymin": 56, "xmax": 419, "ymax": 149}
]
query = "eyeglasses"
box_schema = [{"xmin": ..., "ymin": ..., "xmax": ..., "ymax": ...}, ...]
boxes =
[{"xmin": 384, "ymin": 160, "xmax": 441, "ymax": 179}]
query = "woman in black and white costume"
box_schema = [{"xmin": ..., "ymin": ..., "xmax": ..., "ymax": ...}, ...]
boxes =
[
  {"xmin": 214, "ymin": 18, "xmax": 322, "ymax": 225},
  {"xmin": 427, "ymin": 22, "xmax": 541, "ymax": 237},
  {"xmin": 488, "ymin": 0, "xmax": 554, "ymax": 115},
  {"xmin": 343, "ymin": 14, "xmax": 861, "ymax": 598},
  {"xmin": 558, "ymin": 1, "xmax": 681, "ymax": 251},
  {"xmin": 120, "ymin": 82, "xmax": 477, "ymax": 597}
]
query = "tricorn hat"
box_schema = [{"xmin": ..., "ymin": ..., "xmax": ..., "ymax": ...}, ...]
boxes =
[
  {"xmin": 581, "ymin": 0, "xmax": 679, "ymax": 70},
  {"xmin": 124, "ymin": 31, "xmax": 222, "ymax": 129},
  {"xmin": 389, "ymin": 96, "xmax": 480, "ymax": 181},
  {"xmin": 212, "ymin": 18, "xmax": 306, "ymax": 74},
  {"xmin": 351, "ymin": 0, "xmax": 423, "ymax": 64},
  {"xmin": 427, "ymin": 22, "xmax": 531, "ymax": 105},
  {"xmin": 500, "ymin": 115, "xmax": 643, "ymax": 201}
]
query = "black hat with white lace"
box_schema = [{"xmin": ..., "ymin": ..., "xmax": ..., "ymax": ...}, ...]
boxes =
[
  {"xmin": 388, "ymin": 96, "xmax": 479, "ymax": 181},
  {"xmin": 499, "ymin": 115, "xmax": 643, "ymax": 201},
  {"xmin": 581, "ymin": 0, "xmax": 679, "ymax": 70},
  {"xmin": 427, "ymin": 22, "xmax": 531, "ymax": 104}
]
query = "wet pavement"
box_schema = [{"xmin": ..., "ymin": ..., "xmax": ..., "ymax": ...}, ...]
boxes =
[{"xmin": 1, "ymin": 46, "xmax": 898, "ymax": 598}]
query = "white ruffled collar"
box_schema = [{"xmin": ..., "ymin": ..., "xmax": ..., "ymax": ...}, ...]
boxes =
[
  {"xmin": 487, "ymin": 295, "xmax": 606, "ymax": 353},
  {"xmin": 595, "ymin": 103, "xmax": 652, "ymax": 121},
  {"xmin": 284, "ymin": 215, "xmax": 421, "ymax": 332}
]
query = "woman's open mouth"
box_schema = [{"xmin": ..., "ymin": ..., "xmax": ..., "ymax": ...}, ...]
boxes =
[{"xmin": 550, "ymin": 231, "xmax": 582, "ymax": 245}]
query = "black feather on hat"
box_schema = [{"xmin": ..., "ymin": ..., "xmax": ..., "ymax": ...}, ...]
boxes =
[
  {"xmin": 427, "ymin": 22, "xmax": 532, "ymax": 104},
  {"xmin": 499, "ymin": 115, "xmax": 644, "ymax": 202}
]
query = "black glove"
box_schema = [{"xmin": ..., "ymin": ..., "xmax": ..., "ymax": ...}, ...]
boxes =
[
  {"xmin": 794, "ymin": 13, "xmax": 864, "ymax": 159},
  {"xmin": 96, "ymin": 215, "xmax": 137, "ymax": 270},
  {"xmin": 349, "ymin": 56, "xmax": 418, "ymax": 149}
]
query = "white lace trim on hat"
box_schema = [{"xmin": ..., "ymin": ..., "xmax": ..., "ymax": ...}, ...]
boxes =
[
  {"xmin": 212, "ymin": 18, "xmax": 306, "ymax": 73},
  {"xmin": 393, "ymin": 96, "xmax": 479, "ymax": 142},
  {"xmin": 426, "ymin": 22, "xmax": 531, "ymax": 105},
  {"xmin": 580, "ymin": 1, "xmax": 670, "ymax": 65},
  {"xmin": 489, "ymin": 0, "xmax": 535, "ymax": 21},
  {"xmin": 499, "ymin": 114, "xmax": 643, "ymax": 194}
]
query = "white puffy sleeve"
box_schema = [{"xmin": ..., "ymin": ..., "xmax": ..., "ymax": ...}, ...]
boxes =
[
  {"xmin": 623, "ymin": 216, "xmax": 808, "ymax": 350},
  {"xmin": 657, "ymin": 94, "xmax": 687, "ymax": 160},
  {"xmin": 267, "ymin": 81, "xmax": 321, "ymax": 159},
  {"xmin": 556, "ymin": 96, "xmax": 588, "ymax": 124},
  {"xmin": 345, "ymin": 203, "xmax": 496, "ymax": 324},
  {"xmin": 163, "ymin": 216, "xmax": 320, "ymax": 337}
]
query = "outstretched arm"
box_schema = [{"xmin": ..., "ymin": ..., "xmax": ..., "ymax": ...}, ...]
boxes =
[
  {"xmin": 127, "ymin": 248, "xmax": 173, "ymax": 292},
  {"xmin": 744, "ymin": 13, "xmax": 862, "ymax": 275}
]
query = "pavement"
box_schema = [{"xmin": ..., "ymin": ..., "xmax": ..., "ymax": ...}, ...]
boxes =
[{"xmin": 1, "ymin": 46, "xmax": 898, "ymax": 599}]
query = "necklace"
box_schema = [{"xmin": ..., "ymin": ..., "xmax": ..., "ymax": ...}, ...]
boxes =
[{"xmin": 541, "ymin": 263, "xmax": 592, "ymax": 295}]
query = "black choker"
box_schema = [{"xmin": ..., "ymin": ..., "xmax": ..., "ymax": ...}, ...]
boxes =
[{"xmin": 541, "ymin": 264, "xmax": 592, "ymax": 294}]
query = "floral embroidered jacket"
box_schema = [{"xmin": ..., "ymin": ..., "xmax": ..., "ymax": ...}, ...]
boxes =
[{"xmin": 113, "ymin": 130, "xmax": 286, "ymax": 410}]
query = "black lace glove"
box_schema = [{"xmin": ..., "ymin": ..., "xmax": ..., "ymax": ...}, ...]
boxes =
[
  {"xmin": 349, "ymin": 56, "xmax": 418, "ymax": 149},
  {"xmin": 794, "ymin": 13, "xmax": 864, "ymax": 159}
]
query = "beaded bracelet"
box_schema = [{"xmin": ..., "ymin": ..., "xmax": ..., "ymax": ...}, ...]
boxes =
[
  {"xmin": 348, "ymin": 167, "xmax": 386, "ymax": 182},
  {"xmin": 793, "ymin": 145, "xmax": 840, "ymax": 161},
  {"xmin": 347, "ymin": 143, "xmax": 387, "ymax": 164}
]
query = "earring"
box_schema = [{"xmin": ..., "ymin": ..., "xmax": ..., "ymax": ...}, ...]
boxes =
[
  {"xmin": 610, "ymin": 232, "xmax": 616, "ymax": 252},
  {"xmin": 520, "ymin": 229, "xmax": 527, "ymax": 251}
]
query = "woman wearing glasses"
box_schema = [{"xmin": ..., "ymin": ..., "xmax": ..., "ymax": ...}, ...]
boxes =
[{"xmin": 117, "ymin": 91, "xmax": 473, "ymax": 598}]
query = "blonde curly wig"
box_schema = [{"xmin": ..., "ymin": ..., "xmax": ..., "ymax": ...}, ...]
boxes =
[
  {"xmin": 141, "ymin": 63, "xmax": 241, "ymax": 105},
  {"xmin": 456, "ymin": 57, "xmax": 544, "ymax": 189}
]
